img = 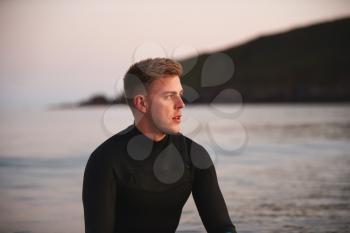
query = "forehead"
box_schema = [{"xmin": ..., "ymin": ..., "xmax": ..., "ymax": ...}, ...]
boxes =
[{"xmin": 147, "ymin": 75, "xmax": 182, "ymax": 95}]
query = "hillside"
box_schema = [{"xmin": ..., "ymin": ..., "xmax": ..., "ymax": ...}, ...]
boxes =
[
  {"xmin": 180, "ymin": 17, "xmax": 350, "ymax": 103},
  {"xmin": 76, "ymin": 17, "xmax": 350, "ymax": 107}
]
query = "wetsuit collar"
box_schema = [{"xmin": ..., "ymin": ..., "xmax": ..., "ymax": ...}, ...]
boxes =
[{"xmin": 132, "ymin": 123, "xmax": 169, "ymax": 144}]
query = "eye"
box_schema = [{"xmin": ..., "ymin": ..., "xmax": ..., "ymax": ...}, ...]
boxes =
[{"xmin": 164, "ymin": 93, "xmax": 183, "ymax": 100}]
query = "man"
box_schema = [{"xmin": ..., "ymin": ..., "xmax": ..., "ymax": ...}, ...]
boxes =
[{"xmin": 82, "ymin": 58, "xmax": 237, "ymax": 233}]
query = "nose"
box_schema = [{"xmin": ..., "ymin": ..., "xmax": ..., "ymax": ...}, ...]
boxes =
[{"xmin": 175, "ymin": 95, "xmax": 185, "ymax": 109}]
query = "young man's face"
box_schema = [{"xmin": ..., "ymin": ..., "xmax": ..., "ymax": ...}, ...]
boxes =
[{"xmin": 144, "ymin": 75, "xmax": 185, "ymax": 135}]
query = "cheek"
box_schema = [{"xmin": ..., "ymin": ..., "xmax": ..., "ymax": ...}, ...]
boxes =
[{"xmin": 150, "ymin": 101, "xmax": 171, "ymax": 121}]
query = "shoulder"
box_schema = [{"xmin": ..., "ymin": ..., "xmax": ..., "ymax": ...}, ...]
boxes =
[
  {"xmin": 88, "ymin": 125, "xmax": 134, "ymax": 164},
  {"xmin": 174, "ymin": 133, "xmax": 214, "ymax": 170}
]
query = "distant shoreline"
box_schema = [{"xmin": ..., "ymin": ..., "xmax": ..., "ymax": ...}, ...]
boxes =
[
  {"xmin": 48, "ymin": 100, "xmax": 350, "ymax": 111},
  {"xmin": 54, "ymin": 17, "xmax": 350, "ymax": 110}
]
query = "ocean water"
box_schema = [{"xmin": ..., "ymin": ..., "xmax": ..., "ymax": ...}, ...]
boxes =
[{"xmin": 0, "ymin": 104, "xmax": 349, "ymax": 233}]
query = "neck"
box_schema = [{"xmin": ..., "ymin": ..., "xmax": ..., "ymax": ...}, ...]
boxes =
[{"xmin": 134, "ymin": 118, "xmax": 166, "ymax": 142}]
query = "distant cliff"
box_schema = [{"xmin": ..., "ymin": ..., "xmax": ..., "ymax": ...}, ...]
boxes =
[
  {"xmin": 180, "ymin": 16, "xmax": 350, "ymax": 103},
  {"xmin": 77, "ymin": 17, "xmax": 350, "ymax": 106}
]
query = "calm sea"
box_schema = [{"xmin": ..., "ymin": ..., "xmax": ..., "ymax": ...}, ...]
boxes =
[{"xmin": 0, "ymin": 104, "xmax": 349, "ymax": 233}]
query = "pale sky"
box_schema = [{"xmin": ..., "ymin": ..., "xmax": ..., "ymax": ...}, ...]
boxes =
[{"xmin": 1, "ymin": 0, "xmax": 349, "ymax": 109}]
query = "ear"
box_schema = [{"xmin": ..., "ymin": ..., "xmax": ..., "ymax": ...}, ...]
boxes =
[{"xmin": 133, "ymin": 95, "xmax": 148, "ymax": 113}]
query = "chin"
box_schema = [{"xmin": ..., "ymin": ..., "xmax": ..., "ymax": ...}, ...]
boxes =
[{"xmin": 162, "ymin": 125, "xmax": 181, "ymax": 135}]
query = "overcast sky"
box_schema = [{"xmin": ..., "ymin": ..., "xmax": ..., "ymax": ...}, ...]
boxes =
[{"xmin": 1, "ymin": 0, "xmax": 349, "ymax": 109}]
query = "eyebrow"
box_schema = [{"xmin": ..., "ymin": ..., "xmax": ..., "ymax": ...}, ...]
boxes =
[{"xmin": 161, "ymin": 90, "xmax": 184, "ymax": 95}]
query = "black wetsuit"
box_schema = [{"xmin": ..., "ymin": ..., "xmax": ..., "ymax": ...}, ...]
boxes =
[{"xmin": 83, "ymin": 124, "xmax": 236, "ymax": 233}]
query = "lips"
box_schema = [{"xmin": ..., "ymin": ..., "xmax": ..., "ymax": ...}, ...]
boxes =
[
  {"xmin": 172, "ymin": 115, "xmax": 182, "ymax": 122},
  {"xmin": 172, "ymin": 115, "xmax": 181, "ymax": 120}
]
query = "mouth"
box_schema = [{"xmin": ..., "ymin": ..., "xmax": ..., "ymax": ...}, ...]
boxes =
[{"xmin": 172, "ymin": 115, "xmax": 182, "ymax": 123}]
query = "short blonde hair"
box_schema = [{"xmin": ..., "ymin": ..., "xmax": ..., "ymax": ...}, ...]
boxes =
[{"xmin": 123, "ymin": 58, "xmax": 183, "ymax": 107}]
